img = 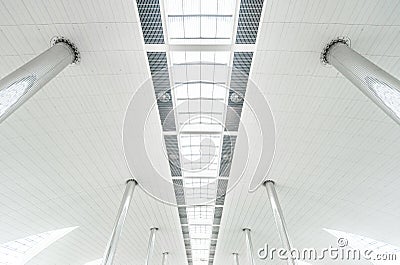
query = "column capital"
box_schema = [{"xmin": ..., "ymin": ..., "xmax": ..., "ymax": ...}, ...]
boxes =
[
  {"xmin": 51, "ymin": 36, "xmax": 81, "ymax": 64},
  {"xmin": 320, "ymin": 36, "xmax": 351, "ymax": 65}
]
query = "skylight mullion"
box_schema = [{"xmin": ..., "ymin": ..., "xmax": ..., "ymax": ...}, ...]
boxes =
[{"xmin": 168, "ymin": 14, "xmax": 232, "ymax": 18}]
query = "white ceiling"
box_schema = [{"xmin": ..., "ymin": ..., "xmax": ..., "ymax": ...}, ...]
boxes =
[
  {"xmin": 0, "ymin": 0, "xmax": 186, "ymax": 264},
  {"xmin": 1, "ymin": 0, "xmax": 400, "ymax": 265},
  {"xmin": 216, "ymin": 0, "xmax": 400, "ymax": 264}
]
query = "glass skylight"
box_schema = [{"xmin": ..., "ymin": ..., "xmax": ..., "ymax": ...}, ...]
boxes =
[
  {"xmin": 171, "ymin": 52, "xmax": 230, "ymax": 66},
  {"xmin": 159, "ymin": 0, "xmax": 240, "ymax": 263},
  {"xmin": 0, "ymin": 226, "xmax": 77, "ymax": 265},
  {"xmin": 165, "ymin": 0, "xmax": 236, "ymax": 44},
  {"xmin": 191, "ymin": 238, "xmax": 211, "ymax": 249},
  {"xmin": 186, "ymin": 206, "xmax": 214, "ymax": 225},
  {"xmin": 170, "ymin": 76, "xmax": 229, "ymax": 263}
]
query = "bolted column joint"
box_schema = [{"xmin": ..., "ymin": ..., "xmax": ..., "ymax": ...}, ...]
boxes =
[
  {"xmin": 51, "ymin": 36, "xmax": 81, "ymax": 64},
  {"xmin": 320, "ymin": 36, "xmax": 351, "ymax": 65}
]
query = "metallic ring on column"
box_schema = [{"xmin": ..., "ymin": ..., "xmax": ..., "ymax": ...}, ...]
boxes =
[
  {"xmin": 233, "ymin": 252, "xmax": 240, "ymax": 265},
  {"xmin": 126, "ymin": 178, "xmax": 138, "ymax": 184},
  {"xmin": 50, "ymin": 36, "xmax": 81, "ymax": 64},
  {"xmin": 320, "ymin": 36, "xmax": 351, "ymax": 65},
  {"xmin": 263, "ymin": 179, "xmax": 275, "ymax": 186}
]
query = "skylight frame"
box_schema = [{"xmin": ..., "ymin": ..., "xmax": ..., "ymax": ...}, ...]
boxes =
[
  {"xmin": 164, "ymin": 0, "xmax": 237, "ymax": 45},
  {"xmin": 157, "ymin": 0, "xmax": 242, "ymax": 263}
]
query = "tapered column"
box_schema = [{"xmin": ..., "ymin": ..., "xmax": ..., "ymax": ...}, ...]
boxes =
[
  {"xmin": 0, "ymin": 36, "xmax": 80, "ymax": 123},
  {"xmin": 162, "ymin": 252, "xmax": 168, "ymax": 265},
  {"xmin": 233, "ymin": 253, "xmax": 239, "ymax": 265},
  {"xmin": 145, "ymin": 227, "xmax": 158, "ymax": 265},
  {"xmin": 264, "ymin": 180, "xmax": 295, "ymax": 265},
  {"xmin": 101, "ymin": 179, "xmax": 137, "ymax": 265},
  {"xmin": 243, "ymin": 228, "xmax": 255, "ymax": 265},
  {"xmin": 321, "ymin": 37, "xmax": 400, "ymax": 125}
]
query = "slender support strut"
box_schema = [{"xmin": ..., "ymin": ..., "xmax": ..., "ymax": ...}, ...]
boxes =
[
  {"xmin": 243, "ymin": 228, "xmax": 255, "ymax": 265},
  {"xmin": 264, "ymin": 181, "xmax": 295, "ymax": 265},
  {"xmin": 145, "ymin": 227, "xmax": 158, "ymax": 265},
  {"xmin": 101, "ymin": 179, "xmax": 137, "ymax": 265},
  {"xmin": 233, "ymin": 253, "xmax": 240, "ymax": 265},
  {"xmin": 321, "ymin": 37, "xmax": 400, "ymax": 125},
  {"xmin": 162, "ymin": 252, "xmax": 168, "ymax": 265},
  {"xmin": 0, "ymin": 36, "xmax": 80, "ymax": 123}
]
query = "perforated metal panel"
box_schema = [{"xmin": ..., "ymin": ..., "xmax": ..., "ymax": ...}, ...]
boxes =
[
  {"xmin": 164, "ymin": 135, "xmax": 182, "ymax": 176},
  {"xmin": 136, "ymin": 0, "xmax": 165, "ymax": 44},
  {"xmin": 173, "ymin": 179, "xmax": 186, "ymax": 205},
  {"xmin": 235, "ymin": 0, "xmax": 264, "ymax": 44},
  {"xmin": 219, "ymin": 135, "xmax": 237, "ymax": 177},
  {"xmin": 225, "ymin": 52, "xmax": 253, "ymax": 131},
  {"xmin": 146, "ymin": 52, "xmax": 176, "ymax": 131}
]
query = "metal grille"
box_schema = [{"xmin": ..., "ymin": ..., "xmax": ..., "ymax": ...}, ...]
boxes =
[
  {"xmin": 136, "ymin": 0, "xmax": 165, "ymax": 44},
  {"xmin": 235, "ymin": 0, "xmax": 264, "ymax": 44},
  {"xmin": 216, "ymin": 179, "xmax": 229, "ymax": 206},
  {"xmin": 173, "ymin": 179, "xmax": 186, "ymax": 205},
  {"xmin": 225, "ymin": 52, "xmax": 253, "ymax": 131},
  {"xmin": 219, "ymin": 135, "xmax": 237, "ymax": 177},
  {"xmin": 164, "ymin": 135, "xmax": 182, "ymax": 176},
  {"xmin": 146, "ymin": 52, "xmax": 176, "ymax": 131}
]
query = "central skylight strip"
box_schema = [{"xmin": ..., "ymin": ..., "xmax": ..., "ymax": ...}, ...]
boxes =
[
  {"xmin": 163, "ymin": 1, "xmax": 238, "ymax": 265},
  {"xmin": 169, "ymin": 14, "xmax": 233, "ymax": 18},
  {"xmin": 135, "ymin": 0, "xmax": 265, "ymax": 264}
]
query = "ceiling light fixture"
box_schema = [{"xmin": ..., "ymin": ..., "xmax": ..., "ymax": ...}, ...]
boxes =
[
  {"xmin": 157, "ymin": 91, "xmax": 171, "ymax": 102},
  {"xmin": 229, "ymin": 92, "xmax": 243, "ymax": 103}
]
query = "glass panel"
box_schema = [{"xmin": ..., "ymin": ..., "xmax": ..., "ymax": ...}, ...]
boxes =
[
  {"xmin": 164, "ymin": 1, "xmax": 239, "ymax": 263},
  {"xmin": 190, "ymin": 238, "xmax": 211, "ymax": 249},
  {"xmin": 186, "ymin": 206, "xmax": 214, "ymax": 225},
  {"xmin": 165, "ymin": 0, "xmax": 236, "ymax": 44}
]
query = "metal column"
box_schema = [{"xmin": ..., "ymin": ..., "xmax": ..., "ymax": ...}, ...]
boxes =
[
  {"xmin": 264, "ymin": 180, "xmax": 295, "ymax": 265},
  {"xmin": 162, "ymin": 252, "xmax": 168, "ymax": 265},
  {"xmin": 243, "ymin": 228, "xmax": 255, "ymax": 265},
  {"xmin": 0, "ymin": 37, "xmax": 79, "ymax": 123},
  {"xmin": 321, "ymin": 37, "xmax": 400, "ymax": 125},
  {"xmin": 233, "ymin": 253, "xmax": 239, "ymax": 265},
  {"xmin": 145, "ymin": 227, "xmax": 158, "ymax": 265},
  {"xmin": 101, "ymin": 179, "xmax": 137, "ymax": 265}
]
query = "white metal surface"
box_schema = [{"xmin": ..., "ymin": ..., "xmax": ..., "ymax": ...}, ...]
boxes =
[
  {"xmin": 243, "ymin": 229, "xmax": 255, "ymax": 265},
  {"xmin": 264, "ymin": 181, "xmax": 295, "ymax": 265},
  {"xmin": 162, "ymin": 252, "xmax": 168, "ymax": 265},
  {"xmin": 101, "ymin": 180, "xmax": 136, "ymax": 265},
  {"xmin": 327, "ymin": 41, "xmax": 400, "ymax": 126},
  {"xmin": 215, "ymin": 1, "xmax": 400, "ymax": 265},
  {"xmin": 0, "ymin": 1, "xmax": 186, "ymax": 264},
  {"xmin": 0, "ymin": 42, "xmax": 74, "ymax": 123},
  {"xmin": 232, "ymin": 253, "xmax": 239, "ymax": 265},
  {"xmin": 144, "ymin": 227, "xmax": 158, "ymax": 265}
]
